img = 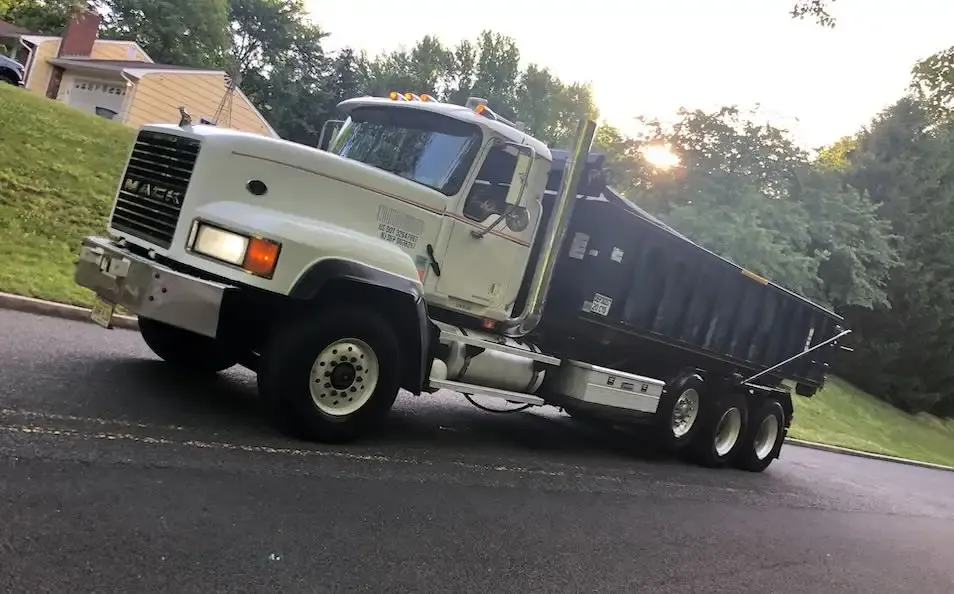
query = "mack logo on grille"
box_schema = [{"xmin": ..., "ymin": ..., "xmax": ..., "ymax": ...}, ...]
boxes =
[{"xmin": 122, "ymin": 177, "xmax": 184, "ymax": 207}]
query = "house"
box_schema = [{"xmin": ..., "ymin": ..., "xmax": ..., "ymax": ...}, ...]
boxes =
[{"xmin": 0, "ymin": 9, "xmax": 277, "ymax": 137}]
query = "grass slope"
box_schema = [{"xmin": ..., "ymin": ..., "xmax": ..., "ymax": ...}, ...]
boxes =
[
  {"xmin": 0, "ymin": 84, "xmax": 951, "ymax": 466},
  {"xmin": 0, "ymin": 83, "xmax": 134, "ymax": 306},
  {"xmin": 789, "ymin": 378, "xmax": 954, "ymax": 467}
]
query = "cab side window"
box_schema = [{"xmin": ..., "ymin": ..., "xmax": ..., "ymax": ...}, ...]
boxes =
[{"xmin": 463, "ymin": 145, "xmax": 517, "ymax": 222}]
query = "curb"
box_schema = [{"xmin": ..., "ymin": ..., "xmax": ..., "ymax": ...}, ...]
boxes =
[
  {"xmin": 0, "ymin": 292, "xmax": 139, "ymax": 330},
  {"xmin": 785, "ymin": 437, "xmax": 954, "ymax": 472}
]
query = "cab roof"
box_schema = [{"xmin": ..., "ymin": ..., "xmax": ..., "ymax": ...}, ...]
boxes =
[{"xmin": 336, "ymin": 96, "xmax": 552, "ymax": 161}]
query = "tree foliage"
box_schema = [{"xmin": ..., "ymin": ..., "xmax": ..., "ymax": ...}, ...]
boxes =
[
  {"xmin": 95, "ymin": 0, "xmax": 232, "ymax": 68},
  {"xmin": 790, "ymin": 0, "xmax": 837, "ymax": 27},
  {"xmin": 0, "ymin": 0, "xmax": 79, "ymax": 34}
]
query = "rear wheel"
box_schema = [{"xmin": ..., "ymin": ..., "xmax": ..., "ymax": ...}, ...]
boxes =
[
  {"xmin": 257, "ymin": 305, "xmax": 402, "ymax": 443},
  {"xmin": 687, "ymin": 389, "xmax": 748, "ymax": 468},
  {"xmin": 653, "ymin": 372, "xmax": 704, "ymax": 451},
  {"xmin": 138, "ymin": 317, "xmax": 239, "ymax": 373},
  {"xmin": 733, "ymin": 399, "xmax": 786, "ymax": 472}
]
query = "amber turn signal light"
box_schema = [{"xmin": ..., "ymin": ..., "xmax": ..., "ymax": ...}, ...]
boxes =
[{"xmin": 243, "ymin": 236, "xmax": 281, "ymax": 278}]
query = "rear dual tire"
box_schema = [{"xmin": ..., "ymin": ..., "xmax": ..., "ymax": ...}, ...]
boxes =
[
  {"xmin": 687, "ymin": 390, "xmax": 748, "ymax": 468},
  {"xmin": 683, "ymin": 387, "xmax": 786, "ymax": 472},
  {"xmin": 732, "ymin": 399, "xmax": 786, "ymax": 472}
]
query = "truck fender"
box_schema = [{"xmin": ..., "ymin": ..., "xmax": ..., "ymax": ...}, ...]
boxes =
[{"xmin": 289, "ymin": 258, "xmax": 437, "ymax": 394}]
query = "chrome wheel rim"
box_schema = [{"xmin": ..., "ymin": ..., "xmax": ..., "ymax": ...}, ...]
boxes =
[
  {"xmin": 308, "ymin": 338, "xmax": 379, "ymax": 416},
  {"xmin": 671, "ymin": 389, "xmax": 700, "ymax": 438},
  {"xmin": 714, "ymin": 407, "xmax": 743, "ymax": 457},
  {"xmin": 753, "ymin": 414, "xmax": 780, "ymax": 460}
]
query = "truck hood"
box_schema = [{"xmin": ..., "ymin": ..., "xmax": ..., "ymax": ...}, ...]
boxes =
[{"xmin": 153, "ymin": 123, "xmax": 448, "ymax": 211}]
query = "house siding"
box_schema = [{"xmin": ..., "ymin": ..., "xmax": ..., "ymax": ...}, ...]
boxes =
[
  {"xmin": 25, "ymin": 39, "xmax": 59, "ymax": 94},
  {"xmin": 25, "ymin": 39, "xmax": 148, "ymax": 95},
  {"xmin": 125, "ymin": 71, "xmax": 273, "ymax": 136}
]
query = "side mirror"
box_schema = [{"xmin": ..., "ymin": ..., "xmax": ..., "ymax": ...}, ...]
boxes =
[
  {"xmin": 504, "ymin": 143, "xmax": 535, "ymax": 206},
  {"xmin": 318, "ymin": 119, "xmax": 344, "ymax": 151}
]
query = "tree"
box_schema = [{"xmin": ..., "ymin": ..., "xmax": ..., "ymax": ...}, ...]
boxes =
[
  {"xmin": 362, "ymin": 36, "xmax": 454, "ymax": 98},
  {"xmin": 832, "ymin": 97, "xmax": 954, "ymax": 415},
  {"xmin": 244, "ymin": 23, "xmax": 332, "ymax": 144},
  {"xmin": 790, "ymin": 0, "xmax": 836, "ymax": 27},
  {"xmin": 1, "ymin": 0, "xmax": 79, "ymax": 35},
  {"xmin": 910, "ymin": 47, "xmax": 954, "ymax": 123},
  {"xmin": 229, "ymin": 0, "xmax": 313, "ymax": 78},
  {"xmin": 96, "ymin": 0, "xmax": 232, "ymax": 68},
  {"xmin": 223, "ymin": 0, "xmax": 336, "ymax": 143}
]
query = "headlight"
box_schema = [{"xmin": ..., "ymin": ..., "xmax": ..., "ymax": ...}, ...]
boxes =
[
  {"xmin": 189, "ymin": 221, "xmax": 281, "ymax": 278},
  {"xmin": 194, "ymin": 224, "xmax": 248, "ymax": 265}
]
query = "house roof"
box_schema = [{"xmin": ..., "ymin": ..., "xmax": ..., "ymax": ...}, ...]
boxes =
[
  {"xmin": 0, "ymin": 19, "xmax": 35, "ymax": 37},
  {"xmin": 48, "ymin": 57, "xmax": 280, "ymax": 138},
  {"xmin": 48, "ymin": 58, "xmax": 220, "ymax": 75}
]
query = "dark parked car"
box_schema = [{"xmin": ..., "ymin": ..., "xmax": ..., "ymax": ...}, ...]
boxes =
[{"xmin": 0, "ymin": 54, "xmax": 25, "ymax": 86}]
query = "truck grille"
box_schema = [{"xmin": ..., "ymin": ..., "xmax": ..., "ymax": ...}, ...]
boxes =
[{"xmin": 110, "ymin": 130, "xmax": 201, "ymax": 248}]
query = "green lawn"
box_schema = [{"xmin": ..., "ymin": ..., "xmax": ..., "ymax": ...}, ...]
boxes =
[
  {"xmin": 1, "ymin": 83, "xmax": 951, "ymax": 467},
  {"xmin": 0, "ymin": 83, "xmax": 134, "ymax": 307},
  {"xmin": 789, "ymin": 377, "xmax": 954, "ymax": 467}
]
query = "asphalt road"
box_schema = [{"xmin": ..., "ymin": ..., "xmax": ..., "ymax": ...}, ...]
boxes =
[{"xmin": 1, "ymin": 309, "xmax": 953, "ymax": 594}]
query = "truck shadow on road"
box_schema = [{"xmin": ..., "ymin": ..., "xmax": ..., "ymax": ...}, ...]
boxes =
[{"xmin": 39, "ymin": 357, "xmax": 697, "ymax": 471}]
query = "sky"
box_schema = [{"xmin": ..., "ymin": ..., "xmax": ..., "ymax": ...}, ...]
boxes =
[{"xmin": 304, "ymin": 0, "xmax": 954, "ymax": 149}]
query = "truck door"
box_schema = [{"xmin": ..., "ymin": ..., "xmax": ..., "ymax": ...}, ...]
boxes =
[{"xmin": 431, "ymin": 141, "xmax": 538, "ymax": 317}]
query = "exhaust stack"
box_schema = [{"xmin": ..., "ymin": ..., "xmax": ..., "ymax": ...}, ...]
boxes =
[{"xmin": 502, "ymin": 118, "xmax": 598, "ymax": 338}]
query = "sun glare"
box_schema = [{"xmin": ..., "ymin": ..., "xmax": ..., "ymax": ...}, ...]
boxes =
[{"xmin": 641, "ymin": 144, "xmax": 681, "ymax": 169}]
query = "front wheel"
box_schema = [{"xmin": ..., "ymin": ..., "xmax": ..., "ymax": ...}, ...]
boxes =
[
  {"xmin": 732, "ymin": 399, "xmax": 786, "ymax": 472},
  {"xmin": 257, "ymin": 306, "xmax": 402, "ymax": 444},
  {"xmin": 138, "ymin": 317, "xmax": 239, "ymax": 373}
]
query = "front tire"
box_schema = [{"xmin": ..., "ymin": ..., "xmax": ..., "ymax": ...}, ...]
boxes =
[
  {"xmin": 733, "ymin": 399, "xmax": 786, "ymax": 472},
  {"xmin": 257, "ymin": 305, "xmax": 402, "ymax": 444},
  {"xmin": 138, "ymin": 317, "xmax": 239, "ymax": 373}
]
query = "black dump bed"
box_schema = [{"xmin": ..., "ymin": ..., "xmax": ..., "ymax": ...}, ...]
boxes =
[{"xmin": 524, "ymin": 150, "xmax": 845, "ymax": 392}]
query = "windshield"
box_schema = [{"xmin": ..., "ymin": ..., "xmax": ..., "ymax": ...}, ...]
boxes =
[{"xmin": 329, "ymin": 106, "xmax": 482, "ymax": 196}]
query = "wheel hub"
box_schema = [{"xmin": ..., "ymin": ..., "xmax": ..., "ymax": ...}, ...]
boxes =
[
  {"xmin": 671, "ymin": 389, "xmax": 700, "ymax": 438},
  {"xmin": 329, "ymin": 363, "xmax": 357, "ymax": 389},
  {"xmin": 308, "ymin": 338, "xmax": 379, "ymax": 417}
]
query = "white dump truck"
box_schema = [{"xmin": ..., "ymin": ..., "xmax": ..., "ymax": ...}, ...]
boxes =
[{"xmin": 73, "ymin": 92, "xmax": 849, "ymax": 472}]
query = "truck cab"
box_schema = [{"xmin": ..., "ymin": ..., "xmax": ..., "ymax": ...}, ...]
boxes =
[{"xmin": 325, "ymin": 94, "xmax": 552, "ymax": 324}]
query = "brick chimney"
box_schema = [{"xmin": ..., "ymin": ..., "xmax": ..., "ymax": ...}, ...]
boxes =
[{"xmin": 57, "ymin": 4, "xmax": 101, "ymax": 58}]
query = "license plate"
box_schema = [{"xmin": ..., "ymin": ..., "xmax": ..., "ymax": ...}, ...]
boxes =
[{"xmin": 90, "ymin": 297, "xmax": 116, "ymax": 329}]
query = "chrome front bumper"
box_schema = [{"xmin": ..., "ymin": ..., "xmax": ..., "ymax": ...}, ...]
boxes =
[{"xmin": 74, "ymin": 236, "xmax": 231, "ymax": 338}]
